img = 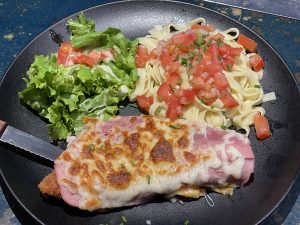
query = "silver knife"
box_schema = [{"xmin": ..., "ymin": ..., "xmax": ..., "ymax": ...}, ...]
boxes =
[{"xmin": 0, "ymin": 120, "xmax": 62, "ymax": 162}]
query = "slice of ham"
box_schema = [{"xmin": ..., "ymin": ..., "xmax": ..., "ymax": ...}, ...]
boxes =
[{"xmin": 54, "ymin": 116, "xmax": 254, "ymax": 211}]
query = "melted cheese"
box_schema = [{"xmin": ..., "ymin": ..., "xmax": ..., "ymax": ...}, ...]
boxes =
[{"xmin": 54, "ymin": 116, "xmax": 253, "ymax": 211}]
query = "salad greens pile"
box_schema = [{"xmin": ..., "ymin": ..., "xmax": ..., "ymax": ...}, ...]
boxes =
[{"xmin": 19, "ymin": 13, "xmax": 138, "ymax": 140}]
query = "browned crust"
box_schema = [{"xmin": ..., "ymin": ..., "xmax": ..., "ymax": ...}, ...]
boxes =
[{"xmin": 38, "ymin": 171, "xmax": 61, "ymax": 199}]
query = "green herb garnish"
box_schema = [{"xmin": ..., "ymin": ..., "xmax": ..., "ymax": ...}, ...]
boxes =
[
  {"xmin": 220, "ymin": 125, "xmax": 227, "ymax": 130},
  {"xmin": 201, "ymin": 45, "xmax": 208, "ymax": 54},
  {"xmin": 181, "ymin": 57, "xmax": 188, "ymax": 66},
  {"xmin": 184, "ymin": 219, "xmax": 190, "ymax": 225},
  {"xmin": 130, "ymin": 160, "xmax": 136, "ymax": 167},
  {"xmin": 217, "ymin": 54, "xmax": 222, "ymax": 60},
  {"xmin": 156, "ymin": 106, "xmax": 163, "ymax": 114},
  {"xmin": 194, "ymin": 36, "xmax": 203, "ymax": 47},
  {"xmin": 216, "ymin": 37, "xmax": 223, "ymax": 46},
  {"xmin": 121, "ymin": 216, "xmax": 128, "ymax": 223},
  {"xmin": 206, "ymin": 39, "xmax": 212, "ymax": 46},
  {"xmin": 226, "ymin": 64, "xmax": 233, "ymax": 72},
  {"xmin": 169, "ymin": 124, "xmax": 181, "ymax": 129},
  {"xmin": 197, "ymin": 54, "xmax": 203, "ymax": 61},
  {"xmin": 210, "ymin": 105, "xmax": 215, "ymax": 109},
  {"xmin": 88, "ymin": 144, "xmax": 95, "ymax": 151},
  {"xmin": 254, "ymin": 85, "xmax": 261, "ymax": 88}
]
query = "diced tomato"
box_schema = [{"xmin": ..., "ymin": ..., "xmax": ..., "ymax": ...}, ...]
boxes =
[
  {"xmin": 186, "ymin": 29, "xmax": 199, "ymax": 42},
  {"xmin": 204, "ymin": 64, "xmax": 223, "ymax": 75},
  {"xmin": 208, "ymin": 43, "xmax": 220, "ymax": 65},
  {"xmin": 167, "ymin": 61, "xmax": 180, "ymax": 74},
  {"xmin": 249, "ymin": 54, "xmax": 265, "ymax": 72},
  {"xmin": 57, "ymin": 42, "xmax": 75, "ymax": 66},
  {"xmin": 254, "ymin": 112, "xmax": 271, "ymax": 139},
  {"xmin": 135, "ymin": 45, "xmax": 149, "ymax": 68},
  {"xmin": 172, "ymin": 33, "xmax": 187, "ymax": 45},
  {"xmin": 167, "ymin": 44, "xmax": 176, "ymax": 54},
  {"xmin": 166, "ymin": 100, "xmax": 182, "ymax": 120},
  {"xmin": 210, "ymin": 33, "xmax": 225, "ymax": 41},
  {"xmin": 167, "ymin": 72, "xmax": 180, "ymax": 88},
  {"xmin": 223, "ymin": 56, "xmax": 235, "ymax": 71},
  {"xmin": 219, "ymin": 89, "xmax": 239, "ymax": 108},
  {"xmin": 191, "ymin": 75, "xmax": 205, "ymax": 90},
  {"xmin": 136, "ymin": 96, "xmax": 154, "ymax": 113},
  {"xmin": 159, "ymin": 49, "xmax": 173, "ymax": 69},
  {"xmin": 74, "ymin": 55, "xmax": 96, "ymax": 67},
  {"xmin": 218, "ymin": 44, "xmax": 229, "ymax": 57},
  {"xmin": 157, "ymin": 82, "xmax": 177, "ymax": 103},
  {"xmin": 177, "ymin": 89, "xmax": 195, "ymax": 105},
  {"xmin": 179, "ymin": 40, "xmax": 193, "ymax": 53},
  {"xmin": 237, "ymin": 34, "xmax": 258, "ymax": 53},
  {"xmin": 229, "ymin": 47, "xmax": 243, "ymax": 57},
  {"xmin": 213, "ymin": 72, "xmax": 229, "ymax": 90},
  {"xmin": 88, "ymin": 50, "xmax": 111, "ymax": 63}
]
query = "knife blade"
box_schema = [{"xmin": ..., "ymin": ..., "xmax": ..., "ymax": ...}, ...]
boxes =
[{"xmin": 0, "ymin": 120, "xmax": 62, "ymax": 162}]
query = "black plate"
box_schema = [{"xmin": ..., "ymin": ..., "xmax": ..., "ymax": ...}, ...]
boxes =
[{"xmin": 1, "ymin": 1, "xmax": 300, "ymax": 225}]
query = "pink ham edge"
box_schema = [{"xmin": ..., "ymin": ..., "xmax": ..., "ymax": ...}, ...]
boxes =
[
  {"xmin": 55, "ymin": 116, "xmax": 254, "ymax": 209},
  {"xmin": 54, "ymin": 160, "xmax": 81, "ymax": 208}
]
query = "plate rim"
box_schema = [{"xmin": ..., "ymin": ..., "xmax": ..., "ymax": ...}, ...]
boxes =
[{"xmin": 0, "ymin": 1, "xmax": 299, "ymax": 224}]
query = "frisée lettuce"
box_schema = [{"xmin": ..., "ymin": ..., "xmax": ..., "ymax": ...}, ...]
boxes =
[{"xmin": 19, "ymin": 13, "xmax": 138, "ymax": 140}]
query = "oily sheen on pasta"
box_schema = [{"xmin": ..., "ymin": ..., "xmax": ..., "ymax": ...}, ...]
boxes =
[{"xmin": 131, "ymin": 18, "xmax": 266, "ymax": 136}]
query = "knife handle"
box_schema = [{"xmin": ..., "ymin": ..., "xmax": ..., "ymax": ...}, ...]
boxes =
[{"xmin": 0, "ymin": 120, "xmax": 8, "ymax": 137}]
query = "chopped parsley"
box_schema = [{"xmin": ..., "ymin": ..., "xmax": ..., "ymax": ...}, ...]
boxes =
[
  {"xmin": 216, "ymin": 37, "xmax": 223, "ymax": 46},
  {"xmin": 121, "ymin": 216, "xmax": 128, "ymax": 223},
  {"xmin": 147, "ymin": 175, "xmax": 151, "ymax": 184},
  {"xmin": 217, "ymin": 54, "xmax": 222, "ymax": 60},
  {"xmin": 226, "ymin": 64, "xmax": 233, "ymax": 72},
  {"xmin": 130, "ymin": 160, "xmax": 136, "ymax": 167},
  {"xmin": 197, "ymin": 54, "xmax": 203, "ymax": 61},
  {"xmin": 254, "ymin": 84, "xmax": 261, "ymax": 88},
  {"xmin": 188, "ymin": 51, "xmax": 196, "ymax": 59},
  {"xmin": 169, "ymin": 124, "xmax": 181, "ymax": 129},
  {"xmin": 194, "ymin": 36, "xmax": 203, "ymax": 47},
  {"xmin": 200, "ymin": 45, "xmax": 208, "ymax": 54},
  {"xmin": 180, "ymin": 57, "xmax": 188, "ymax": 66},
  {"xmin": 99, "ymin": 143, "xmax": 104, "ymax": 149},
  {"xmin": 180, "ymin": 116, "xmax": 187, "ymax": 120},
  {"xmin": 178, "ymin": 77, "xmax": 183, "ymax": 84},
  {"xmin": 206, "ymin": 39, "xmax": 212, "ymax": 46},
  {"xmin": 200, "ymin": 99, "xmax": 206, "ymax": 105},
  {"xmin": 156, "ymin": 106, "xmax": 163, "ymax": 114},
  {"xmin": 184, "ymin": 219, "xmax": 189, "ymax": 225},
  {"xmin": 88, "ymin": 144, "xmax": 95, "ymax": 151},
  {"xmin": 220, "ymin": 125, "xmax": 227, "ymax": 130},
  {"xmin": 210, "ymin": 105, "xmax": 215, "ymax": 109},
  {"xmin": 120, "ymin": 163, "xmax": 126, "ymax": 169}
]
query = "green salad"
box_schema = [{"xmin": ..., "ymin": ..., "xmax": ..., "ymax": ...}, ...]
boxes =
[{"xmin": 19, "ymin": 13, "xmax": 138, "ymax": 140}]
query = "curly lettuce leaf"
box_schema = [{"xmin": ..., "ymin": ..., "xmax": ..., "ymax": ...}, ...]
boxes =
[{"xmin": 18, "ymin": 13, "xmax": 138, "ymax": 140}]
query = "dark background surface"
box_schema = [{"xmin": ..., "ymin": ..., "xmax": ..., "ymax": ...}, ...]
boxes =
[{"xmin": 0, "ymin": 0, "xmax": 299, "ymax": 224}]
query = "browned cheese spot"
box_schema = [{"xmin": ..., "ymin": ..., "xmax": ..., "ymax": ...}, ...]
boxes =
[
  {"xmin": 107, "ymin": 171, "xmax": 131, "ymax": 189},
  {"xmin": 68, "ymin": 160, "xmax": 81, "ymax": 176},
  {"xmin": 85, "ymin": 199, "xmax": 101, "ymax": 209},
  {"xmin": 62, "ymin": 152, "xmax": 72, "ymax": 161},
  {"xmin": 96, "ymin": 160, "xmax": 106, "ymax": 172},
  {"xmin": 81, "ymin": 145, "xmax": 94, "ymax": 159},
  {"xmin": 177, "ymin": 136, "xmax": 189, "ymax": 148},
  {"xmin": 130, "ymin": 116, "xmax": 137, "ymax": 123},
  {"xmin": 150, "ymin": 138, "xmax": 175, "ymax": 163},
  {"xmin": 184, "ymin": 151, "xmax": 196, "ymax": 164},
  {"xmin": 125, "ymin": 132, "xmax": 140, "ymax": 152}
]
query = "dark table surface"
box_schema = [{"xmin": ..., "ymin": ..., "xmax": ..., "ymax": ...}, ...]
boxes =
[{"xmin": 0, "ymin": 0, "xmax": 299, "ymax": 224}]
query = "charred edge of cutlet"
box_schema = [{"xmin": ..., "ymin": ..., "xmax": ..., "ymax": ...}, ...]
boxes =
[{"xmin": 38, "ymin": 171, "xmax": 61, "ymax": 199}]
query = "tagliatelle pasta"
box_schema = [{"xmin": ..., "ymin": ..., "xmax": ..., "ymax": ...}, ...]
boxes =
[{"xmin": 131, "ymin": 17, "xmax": 271, "ymax": 136}]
